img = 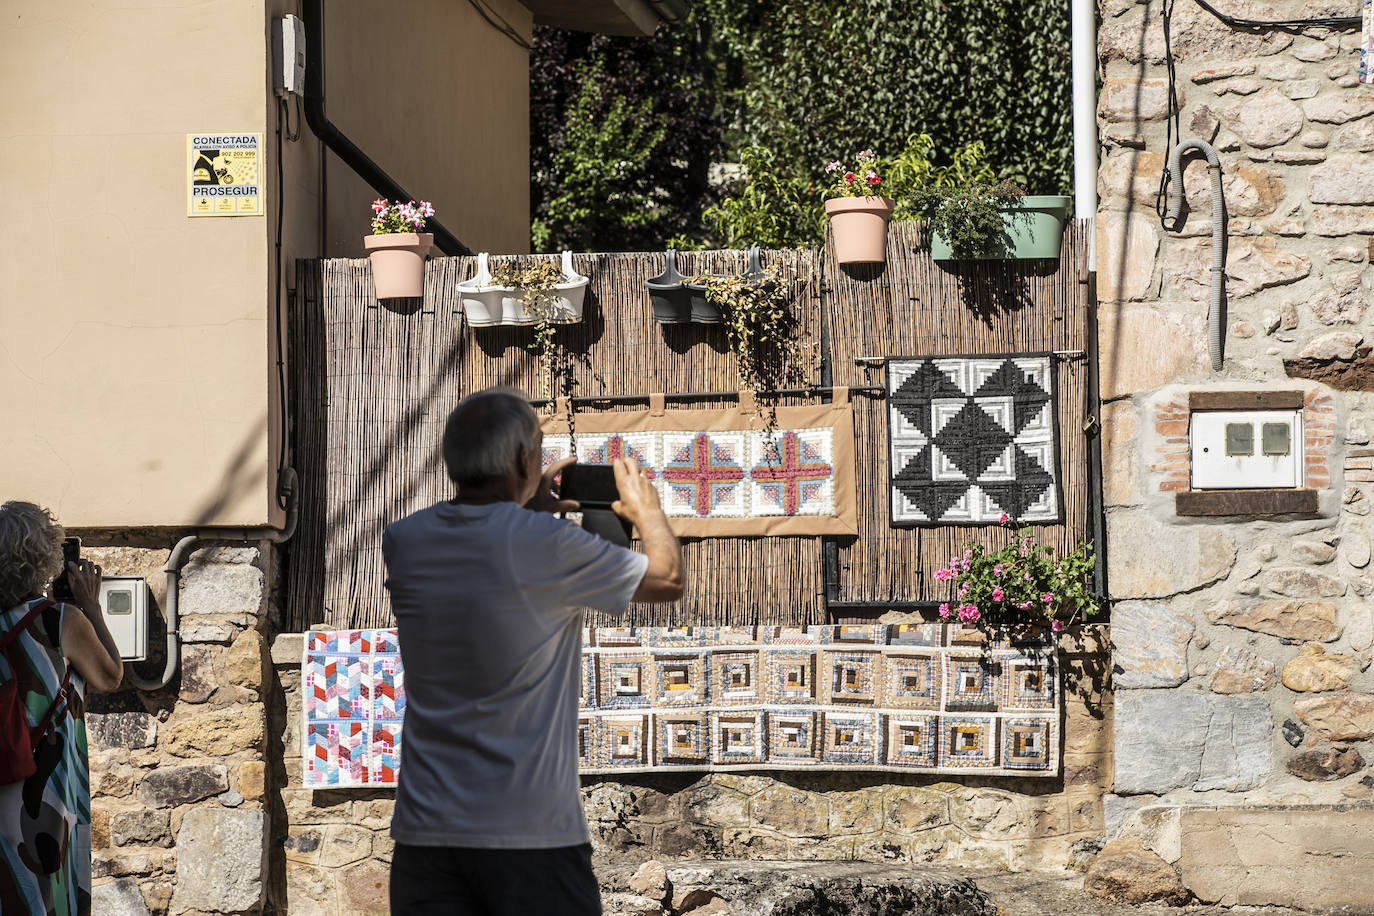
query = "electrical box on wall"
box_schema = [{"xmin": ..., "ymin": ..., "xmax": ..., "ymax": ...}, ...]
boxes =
[
  {"xmin": 1191, "ymin": 409, "xmax": 1303, "ymax": 489},
  {"xmin": 274, "ymin": 14, "xmax": 306, "ymax": 98},
  {"xmin": 99, "ymin": 577, "xmax": 149, "ymax": 662}
]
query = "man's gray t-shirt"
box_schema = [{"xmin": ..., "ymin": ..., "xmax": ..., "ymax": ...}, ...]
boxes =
[{"xmin": 383, "ymin": 500, "xmax": 648, "ymax": 848}]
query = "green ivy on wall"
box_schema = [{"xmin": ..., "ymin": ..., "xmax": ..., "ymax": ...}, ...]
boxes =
[
  {"xmin": 531, "ymin": 0, "xmax": 1073, "ymax": 252},
  {"xmin": 694, "ymin": 0, "xmax": 1073, "ymax": 196}
]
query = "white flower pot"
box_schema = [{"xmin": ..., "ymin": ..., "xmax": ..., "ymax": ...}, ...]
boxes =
[{"xmin": 457, "ymin": 251, "xmax": 588, "ymax": 327}]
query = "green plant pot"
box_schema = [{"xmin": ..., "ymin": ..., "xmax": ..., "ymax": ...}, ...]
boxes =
[{"xmin": 930, "ymin": 195, "xmax": 1072, "ymax": 261}]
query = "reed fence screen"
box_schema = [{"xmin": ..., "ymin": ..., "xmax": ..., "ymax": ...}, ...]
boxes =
[{"xmin": 286, "ymin": 221, "xmax": 1095, "ymax": 631}]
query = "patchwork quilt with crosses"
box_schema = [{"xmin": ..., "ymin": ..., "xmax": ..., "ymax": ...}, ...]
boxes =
[
  {"xmin": 303, "ymin": 625, "xmax": 1060, "ymax": 786},
  {"xmin": 539, "ymin": 394, "xmax": 858, "ymax": 537},
  {"xmin": 887, "ymin": 355, "xmax": 1062, "ymax": 526}
]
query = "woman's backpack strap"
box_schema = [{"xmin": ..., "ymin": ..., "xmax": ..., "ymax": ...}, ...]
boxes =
[{"xmin": 0, "ymin": 599, "xmax": 55, "ymax": 654}]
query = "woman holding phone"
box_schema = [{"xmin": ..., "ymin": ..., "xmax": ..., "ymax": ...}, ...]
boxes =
[{"xmin": 0, "ymin": 501, "xmax": 124, "ymax": 916}]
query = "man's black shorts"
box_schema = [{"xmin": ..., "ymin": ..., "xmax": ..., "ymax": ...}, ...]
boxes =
[{"xmin": 389, "ymin": 842, "xmax": 601, "ymax": 915}]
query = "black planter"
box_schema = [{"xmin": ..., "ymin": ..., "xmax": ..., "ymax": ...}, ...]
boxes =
[
  {"xmin": 645, "ymin": 247, "xmax": 764, "ymax": 325},
  {"xmin": 684, "ymin": 281, "xmax": 723, "ymax": 323},
  {"xmin": 646, "ymin": 249, "xmax": 692, "ymax": 323}
]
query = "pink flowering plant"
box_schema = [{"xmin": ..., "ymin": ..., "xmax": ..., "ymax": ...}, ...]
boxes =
[
  {"xmin": 370, "ymin": 198, "xmax": 435, "ymax": 234},
  {"xmin": 932, "ymin": 515, "xmax": 1102, "ymax": 638},
  {"xmin": 823, "ymin": 149, "xmax": 885, "ymax": 198}
]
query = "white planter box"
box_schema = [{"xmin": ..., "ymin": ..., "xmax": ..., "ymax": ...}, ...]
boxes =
[{"xmin": 458, "ymin": 251, "xmax": 588, "ymax": 327}]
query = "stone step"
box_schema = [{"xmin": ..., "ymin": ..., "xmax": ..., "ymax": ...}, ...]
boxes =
[
  {"xmin": 598, "ymin": 859, "xmax": 996, "ymax": 916},
  {"xmin": 975, "ymin": 869, "xmax": 1318, "ymax": 916},
  {"xmin": 597, "ymin": 860, "xmax": 1324, "ymax": 916}
]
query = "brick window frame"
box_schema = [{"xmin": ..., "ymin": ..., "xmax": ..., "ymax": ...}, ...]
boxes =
[{"xmin": 1151, "ymin": 389, "xmax": 1335, "ymax": 516}]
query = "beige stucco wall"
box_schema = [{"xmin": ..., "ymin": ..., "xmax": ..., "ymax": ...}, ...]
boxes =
[
  {"xmin": 321, "ymin": 0, "xmax": 533, "ymax": 258},
  {"xmin": 0, "ymin": 0, "xmax": 276, "ymax": 528},
  {"xmin": 1, "ymin": 0, "xmax": 530, "ymax": 529}
]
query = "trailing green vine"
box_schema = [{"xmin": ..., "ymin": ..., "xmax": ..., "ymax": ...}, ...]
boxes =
[
  {"xmin": 690, "ymin": 266, "xmax": 803, "ymax": 396},
  {"xmin": 490, "ymin": 260, "xmax": 571, "ymax": 400}
]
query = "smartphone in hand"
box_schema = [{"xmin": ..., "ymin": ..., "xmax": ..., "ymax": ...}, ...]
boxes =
[
  {"xmin": 559, "ymin": 465, "xmax": 632, "ymax": 546},
  {"xmin": 558, "ymin": 464, "xmax": 619, "ymax": 510},
  {"xmin": 51, "ymin": 536, "xmax": 81, "ymax": 601}
]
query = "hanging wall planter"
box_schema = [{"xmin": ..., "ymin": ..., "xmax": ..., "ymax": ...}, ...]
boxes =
[
  {"xmin": 459, "ymin": 251, "xmax": 589, "ymax": 327},
  {"xmin": 930, "ymin": 194, "xmax": 1073, "ymax": 261},
  {"xmin": 364, "ymin": 232, "xmax": 434, "ymax": 299},
  {"xmin": 825, "ymin": 196, "xmax": 895, "ymax": 265},
  {"xmin": 684, "ymin": 278, "xmax": 724, "ymax": 323},
  {"xmin": 645, "ymin": 250, "xmax": 692, "ymax": 323},
  {"xmin": 646, "ymin": 248, "xmax": 766, "ymax": 324}
]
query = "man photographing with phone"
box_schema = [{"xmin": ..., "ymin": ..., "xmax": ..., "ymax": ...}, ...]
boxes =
[{"xmin": 383, "ymin": 386, "xmax": 683, "ymax": 915}]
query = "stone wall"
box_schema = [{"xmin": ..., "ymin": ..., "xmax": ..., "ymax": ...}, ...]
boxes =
[
  {"xmin": 86, "ymin": 542, "xmax": 275, "ymax": 915},
  {"xmin": 1096, "ymin": 0, "xmax": 1374, "ymax": 872},
  {"xmin": 267, "ymin": 630, "xmax": 1111, "ymax": 913},
  {"xmin": 271, "ymin": 633, "xmax": 393, "ymax": 915}
]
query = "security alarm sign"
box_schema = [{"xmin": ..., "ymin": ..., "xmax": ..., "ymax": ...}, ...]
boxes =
[{"xmin": 187, "ymin": 133, "xmax": 262, "ymax": 216}]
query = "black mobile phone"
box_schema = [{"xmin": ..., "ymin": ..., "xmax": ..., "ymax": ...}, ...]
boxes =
[
  {"xmin": 51, "ymin": 536, "xmax": 81, "ymax": 601},
  {"xmin": 559, "ymin": 464, "xmax": 619, "ymax": 510},
  {"xmin": 580, "ymin": 508, "xmax": 633, "ymax": 547}
]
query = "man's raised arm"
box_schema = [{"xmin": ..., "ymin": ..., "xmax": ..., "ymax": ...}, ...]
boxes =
[{"xmin": 610, "ymin": 457, "xmax": 684, "ymax": 603}]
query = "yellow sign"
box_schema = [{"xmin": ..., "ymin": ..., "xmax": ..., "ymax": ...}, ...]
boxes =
[{"xmin": 187, "ymin": 133, "xmax": 262, "ymax": 217}]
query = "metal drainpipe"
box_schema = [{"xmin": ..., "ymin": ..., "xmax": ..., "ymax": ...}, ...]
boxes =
[
  {"xmin": 300, "ymin": 0, "xmax": 471, "ymax": 257},
  {"xmin": 1084, "ymin": 264, "xmax": 1109, "ymax": 599},
  {"xmin": 817, "ymin": 260, "xmax": 841, "ymax": 612},
  {"xmin": 1164, "ymin": 139, "xmax": 1227, "ymax": 370},
  {"xmin": 125, "ymin": 469, "xmax": 300, "ymax": 691}
]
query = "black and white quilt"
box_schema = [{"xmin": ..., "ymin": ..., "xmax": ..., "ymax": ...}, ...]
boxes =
[{"xmin": 887, "ymin": 355, "xmax": 1061, "ymax": 526}]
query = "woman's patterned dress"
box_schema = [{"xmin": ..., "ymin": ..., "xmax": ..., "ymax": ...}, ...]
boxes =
[{"xmin": 0, "ymin": 599, "xmax": 90, "ymax": 916}]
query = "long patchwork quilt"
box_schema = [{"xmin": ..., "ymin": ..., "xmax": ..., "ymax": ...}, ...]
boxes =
[{"xmin": 302, "ymin": 624, "xmax": 1059, "ymax": 787}]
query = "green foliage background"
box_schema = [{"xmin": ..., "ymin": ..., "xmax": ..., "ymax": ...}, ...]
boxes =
[
  {"xmin": 530, "ymin": 24, "xmax": 722, "ymax": 252},
  {"xmin": 532, "ymin": 57, "xmax": 668, "ymax": 252},
  {"xmin": 531, "ymin": 0, "xmax": 1073, "ymax": 252}
]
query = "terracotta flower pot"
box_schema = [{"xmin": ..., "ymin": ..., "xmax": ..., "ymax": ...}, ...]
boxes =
[
  {"xmin": 825, "ymin": 196, "xmax": 895, "ymax": 265},
  {"xmin": 364, "ymin": 232, "xmax": 433, "ymax": 299}
]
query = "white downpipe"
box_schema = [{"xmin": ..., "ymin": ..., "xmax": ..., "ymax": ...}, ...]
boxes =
[{"xmin": 1072, "ymin": 0, "xmax": 1098, "ymax": 263}]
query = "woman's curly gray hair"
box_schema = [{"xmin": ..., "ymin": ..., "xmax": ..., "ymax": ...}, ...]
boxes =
[{"xmin": 0, "ymin": 501, "xmax": 65, "ymax": 610}]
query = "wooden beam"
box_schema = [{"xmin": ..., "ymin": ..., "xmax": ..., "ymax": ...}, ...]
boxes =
[
  {"xmin": 1188, "ymin": 390, "xmax": 1304, "ymax": 411},
  {"xmin": 1176, "ymin": 488, "xmax": 1318, "ymax": 516}
]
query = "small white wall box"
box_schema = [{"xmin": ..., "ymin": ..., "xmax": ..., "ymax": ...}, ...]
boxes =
[
  {"xmin": 99, "ymin": 577, "xmax": 149, "ymax": 661},
  {"xmin": 274, "ymin": 14, "xmax": 306, "ymax": 98},
  {"xmin": 1191, "ymin": 408, "xmax": 1304, "ymax": 489}
]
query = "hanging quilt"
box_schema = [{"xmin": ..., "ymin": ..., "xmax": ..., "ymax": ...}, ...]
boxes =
[
  {"xmin": 887, "ymin": 355, "xmax": 1062, "ymax": 526},
  {"xmin": 301, "ymin": 625, "xmax": 1060, "ymax": 787},
  {"xmin": 578, "ymin": 624, "xmax": 1059, "ymax": 777},
  {"xmin": 1363, "ymin": 0, "xmax": 1374, "ymax": 84},
  {"xmin": 302, "ymin": 629, "xmax": 405, "ymax": 788},
  {"xmin": 540, "ymin": 391, "xmax": 857, "ymax": 537}
]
